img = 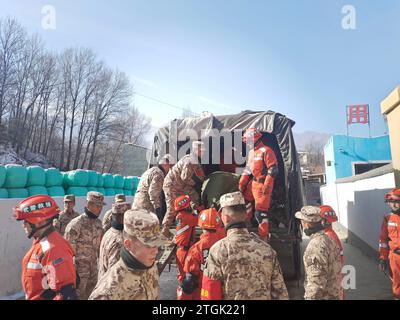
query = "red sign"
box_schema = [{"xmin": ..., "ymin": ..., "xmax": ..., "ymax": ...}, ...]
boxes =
[{"xmin": 347, "ymin": 105, "xmax": 369, "ymax": 124}]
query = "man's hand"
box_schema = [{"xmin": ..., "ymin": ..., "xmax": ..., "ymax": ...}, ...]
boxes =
[{"xmin": 379, "ymin": 259, "xmax": 388, "ymax": 273}]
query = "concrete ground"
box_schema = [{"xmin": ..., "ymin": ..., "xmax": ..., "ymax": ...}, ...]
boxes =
[{"xmin": 160, "ymin": 236, "xmax": 394, "ymax": 300}]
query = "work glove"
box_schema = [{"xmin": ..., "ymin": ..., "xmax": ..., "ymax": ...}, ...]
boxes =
[
  {"xmin": 379, "ymin": 259, "xmax": 388, "ymax": 273},
  {"xmin": 254, "ymin": 211, "xmax": 268, "ymax": 224},
  {"xmin": 181, "ymin": 273, "xmax": 199, "ymax": 295}
]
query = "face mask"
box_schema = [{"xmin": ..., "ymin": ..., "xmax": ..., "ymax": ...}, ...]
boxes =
[{"xmin": 303, "ymin": 224, "xmax": 324, "ymax": 237}]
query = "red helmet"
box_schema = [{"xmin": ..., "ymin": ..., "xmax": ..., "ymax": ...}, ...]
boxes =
[
  {"xmin": 320, "ymin": 205, "xmax": 338, "ymax": 223},
  {"xmin": 13, "ymin": 195, "xmax": 60, "ymax": 224},
  {"xmin": 242, "ymin": 128, "xmax": 262, "ymax": 144},
  {"xmin": 198, "ymin": 208, "xmax": 222, "ymax": 230},
  {"xmin": 174, "ymin": 195, "xmax": 191, "ymax": 212},
  {"xmin": 385, "ymin": 189, "xmax": 400, "ymax": 203}
]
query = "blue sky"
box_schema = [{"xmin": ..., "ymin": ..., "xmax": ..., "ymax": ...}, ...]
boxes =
[{"xmin": 1, "ymin": 0, "xmax": 399, "ymax": 137}]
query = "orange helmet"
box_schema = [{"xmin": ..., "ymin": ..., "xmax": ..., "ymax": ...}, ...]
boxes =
[
  {"xmin": 242, "ymin": 128, "xmax": 262, "ymax": 144},
  {"xmin": 174, "ymin": 195, "xmax": 191, "ymax": 212},
  {"xmin": 385, "ymin": 189, "xmax": 400, "ymax": 202},
  {"xmin": 13, "ymin": 195, "xmax": 60, "ymax": 224},
  {"xmin": 320, "ymin": 205, "xmax": 338, "ymax": 223},
  {"xmin": 198, "ymin": 208, "xmax": 222, "ymax": 230}
]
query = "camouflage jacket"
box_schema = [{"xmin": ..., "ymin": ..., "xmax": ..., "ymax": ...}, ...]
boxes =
[
  {"xmin": 98, "ymin": 227, "xmax": 123, "ymax": 279},
  {"xmin": 132, "ymin": 166, "xmax": 166, "ymax": 212},
  {"xmin": 163, "ymin": 154, "xmax": 205, "ymax": 201},
  {"xmin": 303, "ymin": 230, "xmax": 342, "ymax": 300},
  {"xmin": 64, "ymin": 213, "xmax": 104, "ymax": 275},
  {"xmin": 88, "ymin": 258, "xmax": 159, "ymax": 300},
  {"xmin": 102, "ymin": 209, "xmax": 113, "ymax": 232},
  {"xmin": 203, "ymin": 227, "xmax": 289, "ymax": 300},
  {"xmin": 53, "ymin": 210, "xmax": 79, "ymax": 236}
]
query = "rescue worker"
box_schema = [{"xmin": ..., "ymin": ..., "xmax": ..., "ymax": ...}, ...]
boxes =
[
  {"xmin": 98, "ymin": 202, "xmax": 131, "ymax": 279},
  {"xmin": 14, "ymin": 195, "xmax": 77, "ymax": 300},
  {"xmin": 132, "ymin": 154, "xmax": 173, "ymax": 223},
  {"xmin": 174, "ymin": 195, "xmax": 198, "ymax": 300},
  {"xmin": 295, "ymin": 206, "xmax": 342, "ymax": 300},
  {"xmin": 201, "ymin": 191, "xmax": 288, "ymax": 300},
  {"xmin": 181, "ymin": 208, "xmax": 224, "ymax": 300},
  {"xmin": 88, "ymin": 209, "xmax": 166, "ymax": 300},
  {"xmin": 53, "ymin": 194, "xmax": 79, "ymax": 236},
  {"xmin": 162, "ymin": 141, "xmax": 206, "ymax": 238},
  {"xmin": 320, "ymin": 205, "xmax": 344, "ymax": 264},
  {"xmin": 102, "ymin": 194, "xmax": 126, "ymax": 232},
  {"xmin": 64, "ymin": 191, "xmax": 105, "ymax": 300},
  {"xmin": 379, "ymin": 188, "xmax": 400, "ymax": 300},
  {"xmin": 239, "ymin": 128, "xmax": 279, "ymax": 241}
]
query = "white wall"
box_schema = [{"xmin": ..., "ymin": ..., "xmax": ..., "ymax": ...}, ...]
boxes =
[
  {"xmin": 0, "ymin": 196, "xmax": 133, "ymax": 298},
  {"xmin": 321, "ymin": 173, "xmax": 395, "ymax": 252}
]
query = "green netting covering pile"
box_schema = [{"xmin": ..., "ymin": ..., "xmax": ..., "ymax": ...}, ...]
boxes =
[
  {"xmin": 0, "ymin": 166, "xmax": 6, "ymax": 187},
  {"xmin": 28, "ymin": 186, "xmax": 48, "ymax": 196},
  {"xmin": 4, "ymin": 165, "xmax": 28, "ymax": 188},
  {"xmin": 88, "ymin": 170, "xmax": 98, "ymax": 187},
  {"xmin": 64, "ymin": 170, "xmax": 89, "ymax": 187},
  {"xmin": 97, "ymin": 174, "xmax": 104, "ymax": 188},
  {"xmin": 113, "ymin": 175, "xmax": 124, "ymax": 189},
  {"xmin": 105, "ymin": 188, "xmax": 116, "ymax": 196},
  {"xmin": 103, "ymin": 174, "xmax": 114, "ymax": 188},
  {"xmin": 66, "ymin": 187, "xmax": 88, "ymax": 197},
  {"xmin": 47, "ymin": 186, "xmax": 65, "ymax": 197},
  {"xmin": 8, "ymin": 188, "xmax": 29, "ymax": 199},
  {"xmin": 0, "ymin": 188, "xmax": 8, "ymax": 198}
]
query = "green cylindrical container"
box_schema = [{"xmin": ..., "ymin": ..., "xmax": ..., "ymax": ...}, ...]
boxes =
[
  {"xmin": 133, "ymin": 176, "xmax": 140, "ymax": 189},
  {"xmin": 27, "ymin": 186, "xmax": 48, "ymax": 196},
  {"xmin": 65, "ymin": 170, "xmax": 89, "ymax": 187},
  {"xmin": 0, "ymin": 166, "xmax": 7, "ymax": 188},
  {"xmin": 104, "ymin": 188, "xmax": 116, "ymax": 196},
  {"xmin": 113, "ymin": 175, "xmax": 124, "ymax": 189},
  {"xmin": 97, "ymin": 173, "xmax": 104, "ymax": 188},
  {"xmin": 45, "ymin": 168, "xmax": 63, "ymax": 187},
  {"xmin": 66, "ymin": 187, "xmax": 88, "ymax": 197},
  {"xmin": 87, "ymin": 187, "xmax": 98, "ymax": 192},
  {"xmin": 97, "ymin": 187, "xmax": 106, "ymax": 195},
  {"xmin": 27, "ymin": 166, "xmax": 46, "ymax": 187},
  {"xmin": 88, "ymin": 170, "xmax": 98, "ymax": 187},
  {"xmin": 0, "ymin": 188, "xmax": 8, "ymax": 198},
  {"xmin": 114, "ymin": 188, "xmax": 124, "ymax": 195},
  {"xmin": 8, "ymin": 188, "xmax": 29, "ymax": 199},
  {"xmin": 4, "ymin": 164, "xmax": 28, "ymax": 188},
  {"xmin": 103, "ymin": 174, "xmax": 114, "ymax": 188},
  {"xmin": 123, "ymin": 177, "xmax": 135, "ymax": 190},
  {"xmin": 47, "ymin": 186, "xmax": 65, "ymax": 197}
]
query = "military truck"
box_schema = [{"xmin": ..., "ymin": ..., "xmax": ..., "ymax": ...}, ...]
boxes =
[{"xmin": 152, "ymin": 110, "xmax": 305, "ymax": 280}]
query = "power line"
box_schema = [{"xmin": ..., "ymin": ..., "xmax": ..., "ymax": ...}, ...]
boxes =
[{"xmin": 134, "ymin": 92, "xmax": 199, "ymax": 116}]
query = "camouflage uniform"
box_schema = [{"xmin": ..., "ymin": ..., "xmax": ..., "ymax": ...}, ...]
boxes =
[
  {"xmin": 64, "ymin": 192, "xmax": 106, "ymax": 300},
  {"xmin": 102, "ymin": 194, "xmax": 126, "ymax": 232},
  {"xmin": 295, "ymin": 206, "xmax": 342, "ymax": 300},
  {"xmin": 162, "ymin": 153, "xmax": 205, "ymax": 234},
  {"xmin": 98, "ymin": 202, "xmax": 131, "ymax": 279},
  {"xmin": 202, "ymin": 192, "xmax": 288, "ymax": 300},
  {"xmin": 132, "ymin": 166, "xmax": 166, "ymax": 212},
  {"xmin": 89, "ymin": 210, "xmax": 166, "ymax": 300},
  {"xmin": 53, "ymin": 195, "xmax": 79, "ymax": 236}
]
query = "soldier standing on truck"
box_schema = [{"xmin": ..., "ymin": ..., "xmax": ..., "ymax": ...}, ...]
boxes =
[
  {"xmin": 53, "ymin": 194, "xmax": 79, "ymax": 236},
  {"xmin": 379, "ymin": 188, "xmax": 400, "ymax": 300},
  {"xmin": 295, "ymin": 206, "xmax": 342, "ymax": 300},
  {"xmin": 64, "ymin": 192, "xmax": 105, "ymax": 300},
  {"xmin": 239, "ymin": 128, "xmax": 279, "ymax": 241},
  {"xmin": 161, "ymin": 141, "xmax": 206, "ymax": 238},
  {"xmin": 102, "ymin": 194, "xmax": 127, "ymax": 232},
  {"xmin": 132, "ymin": 154, "xmax": 173, "ymax": 223},
  {"xmin": 201, "ymin": 191, "xmax": 288, "ymax": 300}
]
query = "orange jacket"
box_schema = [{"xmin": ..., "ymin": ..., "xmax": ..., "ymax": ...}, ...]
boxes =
[
  {"xmin": 379, "ymin": 213, "xmax": 400, "ymax": 260},
  {"xmin": 183, "ymin": 232, "xmax": 222, "ymax": 299},
  {"xmin": 239, "ymin": 142, "xmax": 278, "ymax": 191},
  {"xmin": 22, "ymin": 230, "xmax": 76, "ymax": 300},
  {"xmin": 175, "ymin": 211, "xmax": 198, "ymax": 248},
  {"xmin": 325, "ymin": 226, "xmax": 344, "ymax": 265}
]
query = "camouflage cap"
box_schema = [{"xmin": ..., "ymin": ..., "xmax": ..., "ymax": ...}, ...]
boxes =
[
  {"xmin": 295, "ymin": 206, "xmax": 322, "ymax": 223},
  {"xmin": 124, "ymin": 209, "xmax": 167, "ymax": 247},
  {"xmin": 112, "ymin": 202, "xmax": 131, "ymax": 215},
  {"xmin": 87, "ymin": 191, "xmax": 106, "ymax": 206},
  {"xmin": 115, "ymin": 194, "xmax": 126, "ymax": 203},
  {"xmin": 64, "ymin": 194, "xmax": 75, "ymax": 203},
  {"xmin": 219, "ymin": 191, "xmax": 245, "ymax": 209}
]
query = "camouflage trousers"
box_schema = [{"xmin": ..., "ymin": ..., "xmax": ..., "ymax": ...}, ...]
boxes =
[{"xmin": 76, "ymin": 261, "xmax": 98, "ymax": 300}]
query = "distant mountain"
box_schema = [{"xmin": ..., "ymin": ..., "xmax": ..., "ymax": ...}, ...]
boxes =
[{"xmin": 293, "ymin": 131, "xmax": 332, "ymax": 151}]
